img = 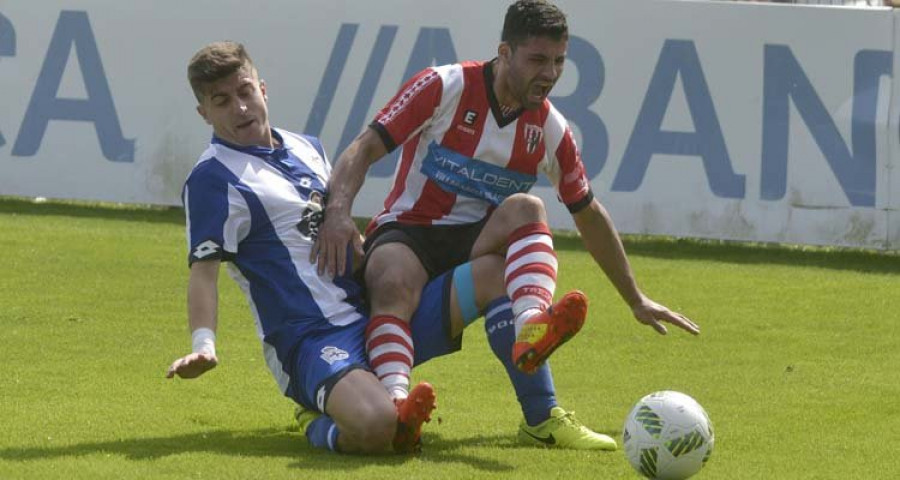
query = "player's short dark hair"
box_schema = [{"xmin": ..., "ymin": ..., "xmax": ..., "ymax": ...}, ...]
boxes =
[
  {"xmin": 188, "ymin": 41, "xmax": 255, "ymax": 102},
  {"xmin": 501, "ymin": 0, "xmax": 568, "ymax": 49}
]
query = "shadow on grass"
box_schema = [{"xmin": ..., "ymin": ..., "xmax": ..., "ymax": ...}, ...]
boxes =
[
  {"xmin": 0, "ymin": 427, "xmax": 534, "ymax": 472},
  {"xmin": 288, "ymin": 432, "xmax": 519, "ymax": 472},
  {"xmin": 0, "ymin": 428, "xmax": 300, "ymax": 462}
]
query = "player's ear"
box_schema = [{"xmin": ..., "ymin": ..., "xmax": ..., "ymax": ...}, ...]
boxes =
[
  {"xmin": 498, "ymin": 42, "xmax": 511, "ymax": 63},
  {"xmin": 260, "ymin": 79, "xmax": 268, "ymax": 102},
  {"xmin": 197, "ymin": 104, "xmax": 211, "ymax": 125}
]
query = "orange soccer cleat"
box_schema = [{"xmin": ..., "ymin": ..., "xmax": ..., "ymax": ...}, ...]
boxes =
[
  {"xmin": 393, "ymin": 381, "xmax": 437, "ymax": 453},
  {"xmin": 512, "ymin": 290, "xmax": 588, "ymax": 374}
]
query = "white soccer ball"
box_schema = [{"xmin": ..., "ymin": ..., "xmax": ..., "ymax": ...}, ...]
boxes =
[{"xmin": 623, "ymin": 391, "xmax": 714, "ymax": 480}]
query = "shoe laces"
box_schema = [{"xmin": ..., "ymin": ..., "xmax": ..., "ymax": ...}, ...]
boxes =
[{"xmin": 557, "ymin": 410, "xmax": 590, "ymax": 431}]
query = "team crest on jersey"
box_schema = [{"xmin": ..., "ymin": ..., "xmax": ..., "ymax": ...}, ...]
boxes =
[
  {"xmin": 297, "ymin": 190, "xmax": 325, "ymax": 241},
  {"xmin": 320, "ymin": 346, "xmax": 349, "ymax": 365},
  {"xmin": 524, "ymin": 124, "xmax": 543, "ymax": 154}
]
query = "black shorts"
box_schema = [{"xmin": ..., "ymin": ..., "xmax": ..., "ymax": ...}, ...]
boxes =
[{"xmin": 362, "ymin": 220, "xmax": 488, "ymax": 280}]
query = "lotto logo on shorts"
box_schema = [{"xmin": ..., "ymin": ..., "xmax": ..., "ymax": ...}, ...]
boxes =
[{"xmin": 320, "ymin": 346, "xmax": 349, "ymax": 365}]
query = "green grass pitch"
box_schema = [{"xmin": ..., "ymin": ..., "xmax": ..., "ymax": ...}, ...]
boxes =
[{"xmin": 0, "ymin": 197, "xmax": 898, "ymax": 479}]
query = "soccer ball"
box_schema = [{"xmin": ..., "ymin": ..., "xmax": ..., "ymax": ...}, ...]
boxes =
[{"xmin": 623, "ymin": 391, "xmax": 714, "ymax": 480}]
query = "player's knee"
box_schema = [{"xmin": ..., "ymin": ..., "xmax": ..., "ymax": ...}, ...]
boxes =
[
  {"xmin": 344, "ymin": 402, "xmax": 396, "ymax": 453},
  {"xmin": 366, "ymin": 262, "xmax": 425, "ymax": 311},
  {"xmin": 502, "ymin": 193, "xmax": 547, "ymax": 224},
  {"xmin": 372, "ymin": 275, "xmax": 421, "ymax": 308}
]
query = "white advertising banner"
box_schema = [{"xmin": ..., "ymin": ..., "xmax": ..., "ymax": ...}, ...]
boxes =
[{"xmin": 0, "ymin": 0, "xmax": 896, "ymax": 248}]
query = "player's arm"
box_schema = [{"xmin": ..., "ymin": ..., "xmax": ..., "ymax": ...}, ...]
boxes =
[
  {"xmin": 312, "ymin": 129, "xmax": 387, "ymax": 277},
  {"xmin": 166, "ymin": 259, "xmax": 221, "ymax": 379},
  {"xmin": 313, "ymin": 68, "xmax": 443, "ymax": 277},
  {"xmin": 547, "ymin": 116, "xmax": 698, "ymax": 336},
  {"xmin": 572, "ymin": 199, "xmax": 700, "ymax": 336}
]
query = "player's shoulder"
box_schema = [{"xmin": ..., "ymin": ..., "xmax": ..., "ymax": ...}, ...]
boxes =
[
  {"xmin": 408, "ymin": 60, "xmax": 484, "ymax": 85},
  {"xmin": 403, "ymin": 64, "xmax": 450, "ymax": 93},
  {"xmin": 425, "ymin": 60, "xmax": 486, "ymax": 101},
  {"xmin": 278, "ymin": 128, "xmax": 323, "ymax": 153},
  {"xmin": 185, "ymin": 156, "xmax": 227, "ymax": 188},
  {"xmin": 277, "ymin": 128, "xmax": 328, "ymax": 164},
  {"xmin": 458, "ymin": 60, "xmax": 487, "ymax": 72},
  {"xmin": 433, "ymin": 60, "xmax": 485, "ymax": 81},
  {"xmin": 185, "ymin": 143, "xmax": 237, "ymax": 188}
]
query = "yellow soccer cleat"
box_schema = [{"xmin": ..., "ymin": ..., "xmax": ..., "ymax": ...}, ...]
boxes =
[
  {"xmin": 294, "ymin": 405, "xmax": 322, "ymax": 435},
  {"xmin": 518, "ymin": 407, "xmax": 618, "ymax": 451}
]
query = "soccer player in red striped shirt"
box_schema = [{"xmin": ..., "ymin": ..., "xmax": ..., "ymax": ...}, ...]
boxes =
[{"xmin": 315, "ymin": 0, "xmax": 699, "ymax": 450}]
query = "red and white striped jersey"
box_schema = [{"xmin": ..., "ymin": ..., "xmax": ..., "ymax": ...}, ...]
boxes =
[{"xmin": 367, "ymin": 60, "xmax": 592, "ymax": 233}]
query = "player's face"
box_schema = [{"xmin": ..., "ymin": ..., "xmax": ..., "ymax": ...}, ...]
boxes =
[
  {"xmin": 501, "ymin": 36, "xmax": 567, "ymax": 110},
  {"xmin": 196, "ymin": 66, "xmax": 272, "ymax": 147}
]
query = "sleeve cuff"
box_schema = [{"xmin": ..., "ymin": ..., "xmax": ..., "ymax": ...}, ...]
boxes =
[
  {"xmin": 565, "ymin": 189, "xmax": 594, "ymax": 214},
  {"xmin": 369, "ymin": 122, "xmax": 398, "ymax": 153}
]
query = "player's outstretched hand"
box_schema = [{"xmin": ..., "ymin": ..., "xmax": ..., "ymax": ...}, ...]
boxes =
[
  {"xmin": 166, "ymin": 352, "xmax": 218, "ymax": 379},
  {"xmin": 632, "ymin": 297, "xmax": 700, "ymax": 336},
  {"xmin": 311, "ymin": 213, "xmax": 364, "ymax": 277}
]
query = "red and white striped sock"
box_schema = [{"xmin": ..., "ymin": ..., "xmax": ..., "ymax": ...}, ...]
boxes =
[
  {"xmin": 365, "ymin": 315, "xmax": 414, "ymax": 400},
  {"xmin": 505, "ymin": 223, "xmax": 558, "ymax": 337}
]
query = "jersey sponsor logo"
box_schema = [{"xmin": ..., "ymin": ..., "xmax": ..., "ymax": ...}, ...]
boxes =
[
  {"xmin": 525, "ymin": 124, "xmax": 543, "ymax": 155},
  {"xmin": 191, "ymin": 240, "xmax": 221, "ymax": 260},
  {"xmin": 420, "ymin": 142, "xmax": 536, "ymax": 205},
  {"xmin": 320, "ymin": 346, "xmax": 350, "ymax": 365},
  {"xmin": 297, "ymin": 190, "xmax": 325, "ymax": 241}
]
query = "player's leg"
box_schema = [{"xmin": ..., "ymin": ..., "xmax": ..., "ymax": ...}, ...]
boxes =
[
  {"xmin": 470, "ymin": 193, "xmax": 555, "ymax": 326},
  {"xmin": 470, "ymin": 193, "xmax": 586, "ymax": 373},
  {"xmin": 300, "ymin": 371, "xmax": 437, "ymax": 454},
  {"xmin": 361, "ymin": 220, "xmax": 487, "ymax": 399},
  {"xmin": 410, "ymin": 255, "xmax": 616, "ymax": 451},
  {"xmin": 408, "ymin": 254, "xmax": 510, "ymax": 365},
  {"xmin": 291, "ymin": 321, "xmax": 436, "ymax": 454},
  {"xmin": 321, "ymin": 369, "xmax": 398, "ymax": 453},
  {"xmin": 480, "ymin": 298, "xmax": 616, "ymax": 451},
  {"xmin": 288, "ymin": 321, "xmax": 392, "ymax": 453},
  {"xmin": 363, "ymin": 235, "xmax": 429, "ymax": 401},
  {"xmin": 446, "ymin": 256, "xmax": 562, "ymax": 428}
]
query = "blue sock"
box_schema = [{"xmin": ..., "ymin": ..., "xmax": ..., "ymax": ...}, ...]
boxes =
[
  {"xmin": 305, "ymin": 415, "xmax": 340, "ymax": 452},
  {"xmin": 484, "ymin": 297, "xmax": 557, "ymax": 426}
]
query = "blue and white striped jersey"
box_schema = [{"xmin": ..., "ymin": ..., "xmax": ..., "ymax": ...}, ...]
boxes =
[{"xmin": 182, "ymin": 128, "xmax": 365, "ymax": 393}]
